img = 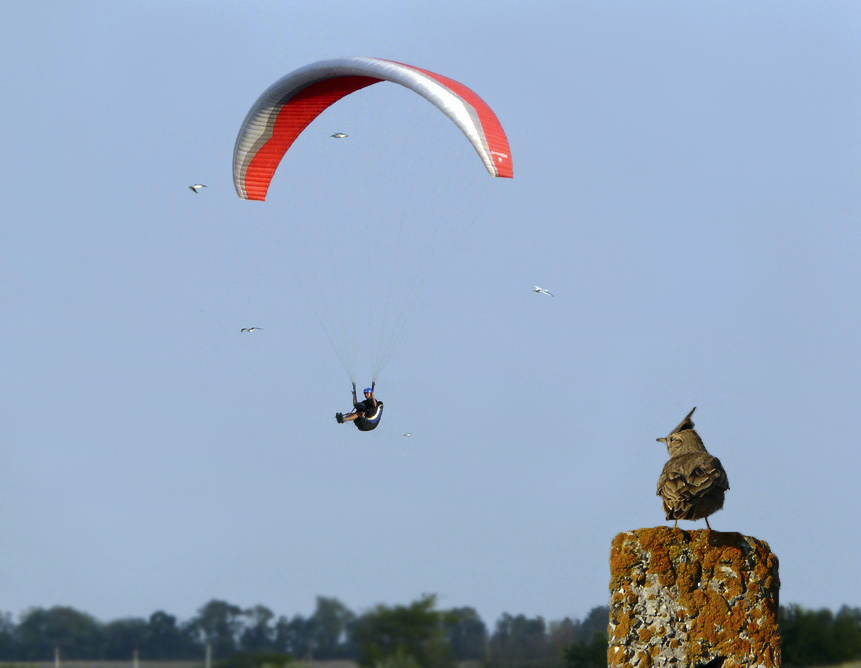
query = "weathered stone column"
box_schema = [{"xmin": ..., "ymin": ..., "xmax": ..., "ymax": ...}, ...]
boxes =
[{"xmin": 608, "ymin": 527, "xmax": 780, "ymax": 668}]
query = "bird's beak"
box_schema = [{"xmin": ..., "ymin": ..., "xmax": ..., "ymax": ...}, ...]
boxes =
[{"xmin": 656, "ymin": 437, "xmax": 667, "ymax": 443}]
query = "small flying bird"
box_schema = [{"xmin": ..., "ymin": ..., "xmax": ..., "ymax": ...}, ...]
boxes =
[
  {"xmin": 655, "ymin": 407, "xmax": 730, "ymax": 530},
  {"xmin": 533, "ymin": 286, "xmax": 553, "ymax": 296},
  {"xmin": 189, "ymin": 184, "xmax": 207, "ymax": 193},
  {"xmin": 240, "ymin": 327, "xmax": 262, "ymax": 333},
  {"xmin": 330, "ymin": 132, "xmax": 349, "ymax": 138}
]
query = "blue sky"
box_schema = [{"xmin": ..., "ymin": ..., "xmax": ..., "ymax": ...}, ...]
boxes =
[{"xmin": 1, "ymin": 0, "xmax": 860, "ymax": 630}]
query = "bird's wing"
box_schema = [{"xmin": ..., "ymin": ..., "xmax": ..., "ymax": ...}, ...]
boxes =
[{"xmin": 658, "ymin": 453, "xmax": 727, "ymax": 497}]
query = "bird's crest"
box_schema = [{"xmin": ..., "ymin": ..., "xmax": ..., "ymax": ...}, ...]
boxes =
[{"xmin": 658, "ymin": 407, "xmax": 696, "ymax": 442}]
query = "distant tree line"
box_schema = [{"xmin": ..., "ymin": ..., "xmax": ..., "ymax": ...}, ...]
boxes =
[
  {"xmin": 0, "ymin": 597, "xmax": 605, "ymax": 668},
  {"xmin": 780, "ymin": 605, "xmax": 861, "ymax": 667},
  {"xmin": 0, "ymin": 598, "xmax": 858, "ymax": 668}
]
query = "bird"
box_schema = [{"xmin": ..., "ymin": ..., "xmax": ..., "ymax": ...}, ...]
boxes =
[
  {"xmin": 189, "ymin": 184, "xmax": 207, "ymax": 193},
  {"xmin": 240, "ymin": 327, "xmax": 262, "ymax": 333},
  {"xmin": 330, "ymin": 132, "xmax": 348, "ymax": 138},
  {"xmin": 533, "ymin": 286, "xmax": 553, "ymax": 296},
  {"xmin": 655, "ymin": 407, "xmax": 729, "ymax": 530}
]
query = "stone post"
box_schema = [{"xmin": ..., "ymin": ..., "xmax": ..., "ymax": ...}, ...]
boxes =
[{"xmin": 608, "ymin": 527, "xmax": 780, "ymax": 668}]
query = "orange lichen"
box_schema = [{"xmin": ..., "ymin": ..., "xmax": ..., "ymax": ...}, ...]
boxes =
[
  {"xmin": 608, "ymin": 528, "xmax": 781, "ymax": 668},
  {"xmin": 634, "ymin": 649, "xmax": 652, "ymax": 668},
  {"xmin": 723, "ymin": 572, "xmax": 745, "ymax": 599},
  {"xmin": 613, "ymin": 610, "xmax": 633, "ymax": 637},
  {"xmin": 607, "ymin": 648, "xmax": 619, "ymax": 668},
  {"xmin": 610, "ymin": 534, "xmax": 645, "ymax": 590}
]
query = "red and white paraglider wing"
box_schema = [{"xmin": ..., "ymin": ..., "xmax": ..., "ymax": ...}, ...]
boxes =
[{"xmin": 233, "ymin": 57, "xmax": 513, "ymax": 201}]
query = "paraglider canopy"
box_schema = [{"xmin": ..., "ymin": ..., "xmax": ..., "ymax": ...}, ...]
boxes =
[{"xmin": 233, "ymin": 57, "xmax": 513, "ymax": 201}]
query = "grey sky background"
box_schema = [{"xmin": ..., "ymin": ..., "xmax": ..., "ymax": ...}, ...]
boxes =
[{"xmin": 1, "ymin": 1, "xmax": 860, "ymax": 628}]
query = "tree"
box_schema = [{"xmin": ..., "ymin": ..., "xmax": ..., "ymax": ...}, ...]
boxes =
[
  {"xmin": 311, "ymin": 597, "xmax": 356, "ymax": 659},
  {"xmin": 576, "ymin": 607, "xmax": 608, "ymax": 643},
  {"xmin": 241, "ymin": 606, "xmax": 276, "ymax": 653},
  {"xmin": 143, "ymin": 610, "xmax": 199, "ymax": 659},
  {"xmin": 561, "ymin": 607, "xmax": 608, "ymax": 668},
  {"xmin": 0, "ymin": 612, "xmax": 15, "ymax": 658},
  {"xmin": 216, "ymin": 651, "xmax": 293, "ymax": 668},
  {"xmin": 833, "ymin": 606, "xmax": 861, "ymax": 661},
  {"xmin": 547, "ymin": 618, "xmax": 578, "ymax": 662},
  {"xmin": 274, "ymin": 615, "xmax": 315, "ymax": 660},
  {"xmin": 351, "ymin": 594, "xmax": 454, "ymax": 668},
  {"xmin": 564, "ymin": 631, "xmax": 607, "ymax": 668},
  {"xmin": 780, "ymin": 604, "xmax": 861, "ymax": 667},
  {"xmin": 488, "ymin": 613, "xmax": 548, "ymax": 668},
  {"xmin": 15, "ymin": 606, "xmax": 103, "ymax": 660},
  {"xmin": 102, "ymin": 618, "xmax": 148, "ymax": 659},
  {"xmin": 442, "ymin": 607, "xmax": 487, "ymax": 661},
  {"xmin": 190, "ymin": 600, "xmax": 244, "ymax": 658}
]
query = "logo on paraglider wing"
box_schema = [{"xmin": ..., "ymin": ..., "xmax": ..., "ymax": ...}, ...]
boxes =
[{"xmin": 491, "ymin": 151, "xmax": 509, "ymax": 163}]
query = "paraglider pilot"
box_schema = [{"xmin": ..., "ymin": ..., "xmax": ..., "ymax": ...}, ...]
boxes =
[{"xmin": 336, "ymin": 383, "xmax": 383, "ymax": 431}]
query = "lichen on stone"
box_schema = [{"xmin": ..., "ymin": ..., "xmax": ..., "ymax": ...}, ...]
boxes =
[{"xmin": 608, "ymin": 528, "xmax": 781, "ymax": 668}]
